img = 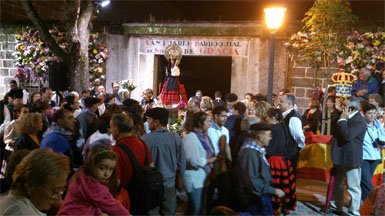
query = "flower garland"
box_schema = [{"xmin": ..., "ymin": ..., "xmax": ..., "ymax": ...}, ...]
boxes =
[
  {"xmin": 337, "ymin": 31, "xmax": 385, "ymax": 74},
  {"xmin": 168, "ymin": 110, "xmax": 184, "ymax": 134},
  {"xmin": 285, "ymin": 31, "xmax": 385, "ymax": 74},
  {"xmin": 12, "ymin": 28, "xmax": 108, "ymax": 89},
  {"xmin": 119, "ymin": 79, "xmax": 137, "ymax": 91},
  {"xmin": 89, "ymin": 33, "xmax": 108, "ymax": 88}
]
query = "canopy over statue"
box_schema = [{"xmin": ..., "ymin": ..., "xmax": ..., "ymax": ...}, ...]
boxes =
[{"xmin": 160, "ymin": 43, "xmax": 188, "ymax": 107}]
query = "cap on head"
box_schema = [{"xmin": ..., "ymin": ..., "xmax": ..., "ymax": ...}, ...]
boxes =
[{"xmin": 145, "ymin": 108, "xmax": 169, "ymax": 126}]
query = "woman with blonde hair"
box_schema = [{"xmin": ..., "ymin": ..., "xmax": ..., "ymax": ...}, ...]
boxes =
[
  {"xmin": 200, "ymin": 96, "xmax": 213, "ymax": 113},
  {"xmin": 254, "ymin": 101, "xmax": 272, "ymax": 122},
  {"xmin": 0, "ymin": 148, "xmax": 70, "ymax": 215},
  {"xmin": 14, "ymin": 113, "xmax": 43, "ymax": 150},
  {"xmin": 247, "ymin": 104, "xmax": 257, "ymax": 116}
]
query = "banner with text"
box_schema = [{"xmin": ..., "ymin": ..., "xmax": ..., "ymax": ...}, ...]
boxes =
[{"xmin": 139, "ymin": 38, "xmax": 249, "ymax": 56}]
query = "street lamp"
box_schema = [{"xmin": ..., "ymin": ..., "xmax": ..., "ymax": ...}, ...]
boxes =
[{"xmin": 264, "ymin": 7, "xmax": 286, "ymax": 104}]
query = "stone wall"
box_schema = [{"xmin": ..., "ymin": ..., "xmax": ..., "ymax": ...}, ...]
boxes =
[
  {"xmin": 287, "ymin": 61, "xmax": 338, "ymax": 115},
  {"xmin": 105, "ymin": 34, "xmax": 289, "ymax": 102},
  {"xmin": 0, "ymin": 26, "xmax": 21, "ymax": 100}
]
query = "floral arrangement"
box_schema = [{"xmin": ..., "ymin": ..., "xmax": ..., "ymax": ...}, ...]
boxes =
[
  {"xmin": 88, "ymin": 33, "xmax": 108, "ymax": 88},
  {"xmin": 167, "ymin": 108, "xmax": 186, "ymax": 135},
  {"xmin": 12, "ymin": 29, "xmax": 61, "ymax": 86},
  {"xmin": 12, "ymin": 28, "xmax": 108, "ymax": 89},
  {"xmin": 337, "ymin": 31, "xmax": 385, "ymax": 74},
  {"xmin": 284, "ymin": 31, "xmax": 324, "ymax": 68},
  {"xmin": 119, "ymin": 79, "xmax": 137, "ymax": 91},
  {"xmin": 285, "ymin": 31, "xmax": 385, "ymax": 74}
]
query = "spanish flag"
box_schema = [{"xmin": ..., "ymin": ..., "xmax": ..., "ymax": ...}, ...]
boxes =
[{"xmin": 297, "ymin": 132, "xmax": 384, "ymax": 186}]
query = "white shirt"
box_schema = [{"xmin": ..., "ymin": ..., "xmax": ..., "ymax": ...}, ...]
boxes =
[
  {"xmin": 73, "ymin": 108, "xmax": 82, "ymax": 118},
  {"xmin": 283, "ymin": 108, "xmax": 305, "ymax": 149},
  {"xmin": 97, "ymin": 103, "xmax": 106, "ymax": 116},
  {"xmin": 22, "ymin": 89, "xmax": 29, "ymax": 105},
  {"xmin": 0, "ymin": 104, "xmax": 11, "ymax": 135},
  {"xmin": 207, "ymin": 122, "xmax": 230, "ymax": 155},
  {"xmin": 0, "ymin": 193, "xmax": 46, "ymax": 216},
  {"xmin": 182, "ymin": 132, "xmax": 208, "ymax": 192}
]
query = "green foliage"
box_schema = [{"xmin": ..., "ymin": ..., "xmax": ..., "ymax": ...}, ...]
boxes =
[{"xmin": 300, "ymin": 0, "xmax": 358, "ymax": 68}]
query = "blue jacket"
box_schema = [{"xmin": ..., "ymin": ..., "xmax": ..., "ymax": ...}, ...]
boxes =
[
  {"xmin": 41, "ymin": 132, "xmax": 70, "ymax": 154},
  {"xmin": 363, "ymin": 119, "xmax": 384, "ymax": 160},
  {"xmin": 351, "ymin": 77, "xmax": 379, "ymax": 99},
  {"xmin": 224, "ymin": 114, "xmax": 243, "ymax": 139}
]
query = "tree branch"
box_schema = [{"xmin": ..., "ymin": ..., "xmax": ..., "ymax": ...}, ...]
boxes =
[{"xmin": 21, "ymin": 0, "xmax": 70, "ymax": 65}]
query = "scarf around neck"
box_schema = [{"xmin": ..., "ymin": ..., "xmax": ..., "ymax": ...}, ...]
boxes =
[
  {"xmin": 193, "ymin": 128, "xmax": 215, "ymax": 174},
  {"xmin": 43, "ymin": 122, "xmax": 72, "ymax": 138}
]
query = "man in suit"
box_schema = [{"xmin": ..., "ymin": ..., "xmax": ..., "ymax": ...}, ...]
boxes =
[{"xmin": 330, "ymin": 96, "xmax": 367, "ymax": 216}]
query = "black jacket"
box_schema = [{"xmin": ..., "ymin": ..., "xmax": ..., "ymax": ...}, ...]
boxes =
[
  {"xmin": 14, "ymin": 134, "xmax": 40, "ymax": 150},
  {"xmin": 331, "ymin": 112, "xmax": 367, "ymax": 168},
  {"xmin": 235, "ymin": 145, "xmax": 276, "ymax": 206},
  {"xmin": 266, "ymin": 123, "xmax": 287, "ymax": 157},
  {"xmin": 302, "ymin": 108, "xmax": 322, "ymax": 134}
]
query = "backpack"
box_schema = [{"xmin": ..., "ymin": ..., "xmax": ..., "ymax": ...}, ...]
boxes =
[{"xmin": 117, "ymin": 142, "xmax": 164, "ymax": 215}]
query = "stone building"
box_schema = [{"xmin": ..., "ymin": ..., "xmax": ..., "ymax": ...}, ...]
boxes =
[
  {"xmin": 0, "ymin": 22, "xmax": 338, "ymax": 114},
  {"xmin": 106, "ymin": 22, "xmax": 289, "ymax": 104}
]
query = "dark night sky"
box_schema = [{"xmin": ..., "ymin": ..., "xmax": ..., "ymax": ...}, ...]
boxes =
[
  {"xmin": 1, "ymin": 0, "xmax": 384, "ymax": 27},
  {"xmin": 95, "ymin": 0, "xmax": 384, "ymax": 26}
]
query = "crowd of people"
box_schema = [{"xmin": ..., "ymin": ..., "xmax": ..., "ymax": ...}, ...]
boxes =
[{"xmin": 0, "ymin": 65, "xmax": 384, "ymax": 216}]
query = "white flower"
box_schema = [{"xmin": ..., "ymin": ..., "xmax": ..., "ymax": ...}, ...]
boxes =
[{"xmin": 346, "ymin": 56, "xmax": 353, "ymax": 64}]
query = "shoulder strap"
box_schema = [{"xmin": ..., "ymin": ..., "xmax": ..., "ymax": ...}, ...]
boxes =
[
  {"xmin": 117, "ymin": 143, "xmax": 142, "ymax": 173},
  {"xmin": 138, "ymin": 139, "xmax": 149, "ymax": 166}
]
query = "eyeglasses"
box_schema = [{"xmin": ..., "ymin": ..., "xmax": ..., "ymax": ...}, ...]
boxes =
[{"xmin": 45, "ymin": 187, "xmax": 64, "ymax": 200}]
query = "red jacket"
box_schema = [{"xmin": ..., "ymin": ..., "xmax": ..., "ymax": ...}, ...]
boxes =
[
  {"xmin": 112, "ymin": 135, "xmax": 153, "ymax": 206},
  {"xmin": 58, "ymin": 169, "xmax": 129, "ymax": 216}
]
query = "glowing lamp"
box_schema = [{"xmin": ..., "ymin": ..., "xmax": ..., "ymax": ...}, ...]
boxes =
[{"xmin": 264, "ymin": 8, "xmax": 286, "ymax": 30}]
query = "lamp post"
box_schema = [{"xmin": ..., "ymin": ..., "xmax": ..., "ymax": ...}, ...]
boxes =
[{"xmin": 264, "ymin": 7, "xmax": 286, "ymax": 105}]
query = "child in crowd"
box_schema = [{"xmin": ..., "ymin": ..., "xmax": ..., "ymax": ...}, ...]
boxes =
[{"xmin": 58, "ymin": 145, "xmax": 129, "ymax": 216}]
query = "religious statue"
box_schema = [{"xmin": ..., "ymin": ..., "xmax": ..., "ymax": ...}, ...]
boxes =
[{"xmin": 160, "ymin": 43, "xmax": 187, "ymax": 107}]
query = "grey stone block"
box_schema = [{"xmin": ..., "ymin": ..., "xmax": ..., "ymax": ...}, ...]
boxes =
[
  {"xmin": 0, "ymin": 51, "xmax": 5, "ymax": 59},
  {"xmin": 1, "ymin": 69, "xmax": 9, "ymax": 76},
  {"xmin": 8, "ymin": 34, "xmax": 16, "ymax": 43},
  {"xmin": 9, "ymin": 69, "xmax": 17, "ymax": 77},
  {"xmin": 6, "ymin": 51, "xmax": 13, "ymax": 59},
  {"xmin": 0, "ymin": 34, "xmax": 6, "ymax": 42},
  {"xmin": 3, "ymin": 60, "xmax": 14, "ymax": 67},
  {"xmin": 4, "ymin": 76, "xmax": 15, "ymax": 85}
]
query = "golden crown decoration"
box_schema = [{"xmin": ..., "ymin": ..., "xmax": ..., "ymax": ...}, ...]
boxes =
[
  {"xmin": 331, "ymin": 70, "xmax": 355, "ymax": 97},
  {"xmin": 164, "ymin": 42, "xmax": 183, "ymax": 64}
]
